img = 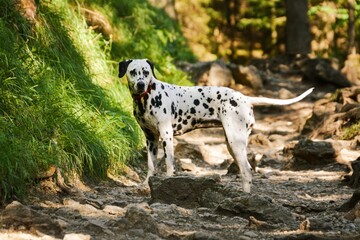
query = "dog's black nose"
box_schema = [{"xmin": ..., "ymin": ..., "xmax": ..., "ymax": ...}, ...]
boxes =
[{"xmin": 137, "ymin": 81, "xmax": 145, "ymax": 91}]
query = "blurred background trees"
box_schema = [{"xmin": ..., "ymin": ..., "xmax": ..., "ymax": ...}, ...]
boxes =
[{"xmin": 150, "ymin": 0, "xmax": 359, "ymax": 69}]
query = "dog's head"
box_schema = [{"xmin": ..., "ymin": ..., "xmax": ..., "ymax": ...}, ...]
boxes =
[{"xmin": 118, "ymin": 59, "xmax": 156, "ymax": 96}]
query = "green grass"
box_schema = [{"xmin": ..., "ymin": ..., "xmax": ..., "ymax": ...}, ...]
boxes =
[
  {"xmin": 342, "ymin": 120, "xmax": 360, "ymax": 140},
  {"xmin": 0, "ymin": 0, "xmax": 195, "ymax": 202},
  {"xmin": 82, "ymin": 0, "xmax": 195, "ymax": 85}
]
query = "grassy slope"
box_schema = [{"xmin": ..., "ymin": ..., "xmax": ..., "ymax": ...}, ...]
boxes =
[{"xmin": 0, "ymin": 0, "xmax": 194, "ymax": 202}]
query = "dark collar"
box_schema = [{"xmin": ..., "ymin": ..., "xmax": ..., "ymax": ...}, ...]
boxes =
[{"xmin": 133, "ymin": 82, "xmax": 152, "ymax": 100}]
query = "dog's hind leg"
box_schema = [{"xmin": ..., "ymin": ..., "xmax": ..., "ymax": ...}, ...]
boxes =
[{"xmin": 222, "ymin": 117, "xmax": 253, "ymax": 193}]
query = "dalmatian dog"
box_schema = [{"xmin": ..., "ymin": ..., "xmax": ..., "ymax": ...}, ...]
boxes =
[{"xmin": 118, "ymin": 59, "xmax": 313, "ymax": 193}]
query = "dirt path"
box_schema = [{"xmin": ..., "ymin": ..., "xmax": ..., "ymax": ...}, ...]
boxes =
[{"xmin": 1, "ymin": 76, "xmax": 359, "ymax": 240}]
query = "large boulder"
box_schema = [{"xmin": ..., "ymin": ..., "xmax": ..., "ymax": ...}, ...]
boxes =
[
  {"xmin": 284, "ymin": 139, "xmax": 339, "ymax": 169},
  {"xmin": 228, "ymin": 64, "xmax": 264, "ymax": 90},
  {"xmin": 149, "ymin": 175, "xmax": 296, "ymax": 225},
  {"xmin": 300, "ymin": 58, "xmax": 351, "ymax": 88},
  {"xmin": 149, "ymin": 175, "xmax": 221, "ymax": 208}
]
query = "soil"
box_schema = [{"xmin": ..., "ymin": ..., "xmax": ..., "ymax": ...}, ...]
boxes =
[{"xmin": 1, "ymin": 72, "xmax": 360, "ymax": 240}]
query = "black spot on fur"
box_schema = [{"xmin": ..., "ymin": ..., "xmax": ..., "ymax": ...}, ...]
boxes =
[
  {"xmin": 144, "ymin": 128, "xmax": 155, "ymax": 141},
  {"xmin": 151, "ymin": 94, "xmax": 162, "ymax": 108},
  {"xmin": 207, "ymin": 97, "xmax": 212, "ymax": 103},
  {"xmin": 209, "ymin": 108, "xmax": 215, "ymax": 115},
  {"xmin": 203, "ymin": 103, "xmax": 209, "ymax": 109},
  {"xmin": 143, "ymin": 70, "xmax": 149, "ymax": 77},
  {"xmin": 161, "ymin": 84, "xmax": 165, "ymax": 90},
  {"xmin": 152, "ymin": 82, "xmax": 156, "ymax": 90},
  {"xmin": 230, "ymin": 99, "xmax": 238, "ymax": 107},
  {"xmin": 130, "ymin": 69, "xmax": 137, "ymax": 77},
  {"xmin": 163, "ymin": 108, "xmax": 167, "ymax": 114},
  {"xmin": 194, "ymin": 99, "xmax": 200, "ymax": 106},
  {"xmin": 191, "ymin": 119, "xmax": 197, "ymax": 126},
  {"xmin": 217, "ymin": 94, "xmax": 221, "ymax": 100},
  {"xmin": 179, "ymin": 109, "xmax": 183, "ymax": 116},
  {"xmin": 171, "ymin": 102, "xmax": 176, "ymax": 115},
  {"xmin": 190, "ymin": 107, "xmax": 196, "ymax": 114}
]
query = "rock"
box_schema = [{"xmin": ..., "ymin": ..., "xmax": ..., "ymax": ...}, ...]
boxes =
[
  {"xmin": 125, "ymin": 206, "xmax": 160, "ymax": 234},
  {"xmin": 63, "ymin": 233, "xmax": 91, "ymax": 240},
  {"xmin": 302, "ymin": 217, "xmax": 334, "ymax": 231},
  {"xmin": 0, "ymin": 201, "xmax": 63, "ymax": 238},
  {"xmin": 248, "ymin": 216, "xmax": 275, "ymax": 230},
  {"xmin": 248, "ymin": 133, "xmax": 271, "ymax": 147},
  {"xmin": 149, "ymin": 174, "xmax": 295, "ymax": 226},
  {"xmin": 83, "ymin": 218, "xmax": 114, "ymax": 236},
  {"xmin": 228, "ymin": 64, "xmax": 264, "ymax": 89},
  {"xmin": 226, "ymin": 162, "xmax": 240, "ymax": 175},
  {"xmin": 342, "ymin": 53, "xmax": 360, "ymax": 86},
  {"xmin": 179, "ymin": 158, "xmax": 199, "ymax": 172},
  {"xmin": 279, "ymin": 88, "xmax": 295, "ymax": 99},
  {"xmin": 343, "ymin": 157, "xmax": 360, "ymax": 188},
  {"xmin": 288, "ymin": 139, "xmax": 339, "ymax": 168},
  {"xmin": 217, "ymin": 195, "xmax": 296, "ymax": 225},
  {"xmin": 103, "ymin": 205, "xmax": 126, "ymax": 215},
  {"xmin": 175, "ymin": 142, "xmax": 204, "ymax": 165},
  {"xmin": 16, "ymin": 0, "xmax": 37, "ymax": 21},
  {"xmin": 243, "ymin": 230, "xmax": 259, "ymax": 238},
  {"xmin": 302, "ymin": 86, "xmax": 360, "ymax": 140},
  {"xmin": 149, "ymin": 175, "xmax": 221, "ymax": 208},
  {"xmin": 62, "ymin": 198, "xmax": 103, "ymax": 216},
  {"xmin": 178, "ymin": 60, "xmax": 233, "ymax": 87},
  {"xmin": 82, "ymin": 8, "xmax": 113, "ymax": 39},
  {"xmin": 301, "ymin": 58, "xmax": 351, "ymax": 88},
  {"xmin": 344, "ymin": 202, "xmax": 360, "ymax": 220},
  {"xmin": 184, "ymin": 231, "xmax": 223, "ymax": 240}
]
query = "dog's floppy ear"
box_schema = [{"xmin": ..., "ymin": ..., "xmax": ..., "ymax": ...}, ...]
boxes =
[
  {"xmin": 146, "ymin": 59, "xmax": 157, "ymax": 78},
  {"xmin": 118, "ymin": 60, "xmax": 133, "ymax": 78}
]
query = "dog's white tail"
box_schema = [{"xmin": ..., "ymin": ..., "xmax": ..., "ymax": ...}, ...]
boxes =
[{"xmin": 248, "ymin": 88, "xmax": 314, "ymax": 105}]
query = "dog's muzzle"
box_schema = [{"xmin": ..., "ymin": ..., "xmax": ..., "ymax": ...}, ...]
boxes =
[{"xmin": 134, "ymin": 81, "xmax": 146, "ymax": 94}]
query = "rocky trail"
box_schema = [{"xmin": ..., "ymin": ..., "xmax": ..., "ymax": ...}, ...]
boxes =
[{"xmin": 1, "ymin": 59, "xmax": 360, "ymax": 240}]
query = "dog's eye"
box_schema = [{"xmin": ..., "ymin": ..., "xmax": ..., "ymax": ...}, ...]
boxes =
[
  {"xmin": 130, "ymin": 69, "xmax": 137, "ymax": 77},
  {"xmin": 143, "ymin": 70, "xmax": 149, "ymax": 77}
]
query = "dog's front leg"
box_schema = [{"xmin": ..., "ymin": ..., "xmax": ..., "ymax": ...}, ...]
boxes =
[
  {"xmin": 159, "ymin": 125, "xmax": 175, "ymax": 176},
  {"xmin": 144, "ymin": 131, "xmax": 159, "ymax": 184}
]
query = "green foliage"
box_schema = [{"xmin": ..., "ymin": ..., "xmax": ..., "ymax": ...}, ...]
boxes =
[
  {"xmin": 342, "ymin": 120, "xmax": 360, "ymax": 140},
  {"xmin": 0, "ymin": 0, "xmax": 174, "ymax": 202},
  {"xmin": 82, "ymin": 0, "xmax": 195, "ymax": 85},
  {"xmin": 0, "ymin": 0, "xmax": 196, "ymax": 202}
]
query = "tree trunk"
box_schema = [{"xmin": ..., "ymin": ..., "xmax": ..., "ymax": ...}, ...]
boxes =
[
  {"xmin": 285, "ymin": 0, "xmax": 311, "ymax": 56},
  {"xmin": 341, "ymin": 0, "xmax": 359, "ymax": 85},
  {"xmin": 347, "ymin": 0, "xmax": 356, "ymax": 55}
]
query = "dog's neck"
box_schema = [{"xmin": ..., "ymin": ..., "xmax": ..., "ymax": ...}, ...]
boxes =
[{"xmin": 133, "ymin": 81, "xmax": 153, "ymax": 100}]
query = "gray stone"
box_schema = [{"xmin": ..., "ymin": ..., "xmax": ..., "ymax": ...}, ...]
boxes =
[
  {"xmin": 217, "ymin": 195, "xmax": 296, "ymax": 225},
  {"xmin": 149, "ymin": 175, "xmax": 296, "ymax": 226},
  {"xmin": 125, "ymin": 206, "xmax": 159, "ymax": 234},
  {"xmin": 228, "ymin": 64, "xmax": 264, "ymax": 89},
  {"xmin": 149, "ymin": 175, "xmax": 221, "ymax": 208},
  {"xmin": 0, "ymin": 201, "xmax": 63, "ymax": 238}
]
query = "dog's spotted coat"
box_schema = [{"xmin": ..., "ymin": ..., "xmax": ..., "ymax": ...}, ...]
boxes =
[{"xmin": 119, "ymin": 59, "xmax": 313, "ymax": 192}]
